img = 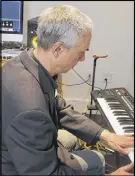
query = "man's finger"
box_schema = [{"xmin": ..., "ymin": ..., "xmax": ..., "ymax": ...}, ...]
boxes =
[
  {"xmin": 124, "ymin": 133, "xmax": 134, "ymax": 137},
  {"xmin": 116, "ymin": 145, "xmax": 129, "ymax": 155},
  {"xmin": 121, "ymin": 141, "xmax": 134, "ymax": 148},
  {"xmin": 123, "ymin": 172, "xmax": 134, "ymax": 176},
  {"xmin": 123, "ymin": 134, "xmax": 134, "ymax": 140},
  {"xmin": 108, "ymin": 142, "xmax": 127, "ymax": 154},
  {"xmin": 122, "ymin": 163, "xmax": 134, "ymax": 172}
]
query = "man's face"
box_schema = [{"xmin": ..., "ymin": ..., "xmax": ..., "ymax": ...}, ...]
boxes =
[{"xmin": 53, "ymin": 33, "xmax": 91, "ymax": 73}]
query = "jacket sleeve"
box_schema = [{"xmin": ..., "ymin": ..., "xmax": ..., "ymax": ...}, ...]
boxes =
[
  {"xmin": 4, "ymin": 109, "xmax": 85, "ymax": 175},
  {"xmin": 56, "ymin": 96, "xmax": 104, "ymax": 145}
]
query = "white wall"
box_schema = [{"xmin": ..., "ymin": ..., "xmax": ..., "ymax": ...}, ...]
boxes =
[{"xmin": 24, "ymin": 1, "xmax": 134, "ymax": 112}]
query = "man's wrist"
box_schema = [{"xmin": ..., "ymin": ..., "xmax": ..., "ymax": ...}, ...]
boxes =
[
  {"xmin": 96, "ymin": 128, "xmax": 105, "ymax": 140},
  {"xmin": 99, "ymin": 129, "xmax": 111, "ymax": 141}
]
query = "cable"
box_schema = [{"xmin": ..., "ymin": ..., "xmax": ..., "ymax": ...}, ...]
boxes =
[
  {"xmin": 61, "ymin": 84, "xmax": 66, "ymax": 98},
  {"xmin": 104, "ymin": 78, "xmax": 108, "ymax": 89},
  {"xmin": 83, "ymin": 80, "xmax": 91, "ymax": 114},
  {"xmin": 0, "ymin": 59, "xmax": 8, "ymax": 67},
  {"xmin": 57, "ymin": 68, "xmax": 101, "ymax": 89},
  {"xmin": 84, "ymin": 142, "xmax": 91, "ymax": 150},
  {"xmin": 58, "ymin": 69, "xmax": 103, "ymax": 114},
  {"xmin": 77, "ymin": 139, "xmax": 117, "ymax": 171},
  {"xmin": 61, "ymin": 78, "xmax": 91, "ymax": 86},
  {"xmin": 72, "ymin": 68, "xmax": 90, "ymax": 85},
  {"xmin": 84, "ymin": 85, "xmax": 91, "ymax": 100},
  {"xmin": 106, "ymin": 163, "xmax": 116, "ymax": 170},
  {"xmin": 1, "ymin": 41, "xmax": 27, "ymax": 50},
  {"xmin": 72, "ymin": 68, "xmax": 102, "ymax": 90}
]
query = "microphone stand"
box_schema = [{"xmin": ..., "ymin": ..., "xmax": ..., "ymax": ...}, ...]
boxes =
[
  {"xmin": 89, "ymin": 57, "xmax": 98, "ymax": 117},
  {"xmin": 89, "ymin": 55, "xmax": 108, "ymax": 118}
]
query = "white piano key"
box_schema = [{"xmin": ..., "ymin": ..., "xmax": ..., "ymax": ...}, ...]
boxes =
[
  {"xmin": 97, "ymin": 97, "xmax": 134, "ymax": 163},
  {"xmin": 129, "ymin": 148, "xmax": 134, "ymax": 163}
]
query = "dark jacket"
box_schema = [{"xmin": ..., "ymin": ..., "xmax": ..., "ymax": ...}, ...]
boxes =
[{"xmin": 2, "ymin": 49, "xmax": 103, "ymax": 175}]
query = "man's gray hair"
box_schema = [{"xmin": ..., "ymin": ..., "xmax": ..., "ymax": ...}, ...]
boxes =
[{"xmin": 36, "ymin": 5, "xmax": 93, "ymax": 49}]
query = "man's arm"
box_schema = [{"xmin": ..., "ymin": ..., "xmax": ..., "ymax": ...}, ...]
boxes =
[
  {"xmin": 56, "ymin": 96, "xmax": 134, "ymax": 153},
  {"xmin": 56, "ymin": 96, "xmax": 104, "ymax": 145},
  {"xmin": 4, "ymin": 109, "xmax": 84, "ymax": 175}
]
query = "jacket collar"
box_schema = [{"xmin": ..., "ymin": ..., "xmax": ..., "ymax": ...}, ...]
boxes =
[{"xmin": 19, "ymin": 49, "xmax": 57, "ymax": 94}]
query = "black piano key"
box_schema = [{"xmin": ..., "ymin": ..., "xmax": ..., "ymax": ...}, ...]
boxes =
[
  {"xmin": 117, "ymin": 116, "xmax": 130, "ymax": 118},
  {"xmin": 109, "ymin": 105, "xmax": 123, "ymax": 108},
  {"xmin": 122, "ymin": 126, "xmax": 134, "ymax": 130},
  {"xmin": 118, "ymin": 119, "xmax": 133, "ymax": 122},
  {"xmin": 110, "ymin": 107, "xmax": 123, "ymax": 109},
  {"xmin": 109, "ymin": 105, "xmax": 121, "ymax": 108},
  {"xmin": 109, "ymin": 104, "xmax": 122, "ymax": 106},
  {"xmin": 114, "ymin": 113, "xmax": 128, "ymax": 116},
  {"xmin": 108, "ymin": 103, "xmax": 121, "ymax": 106},
  {"xmin": 115, "ymin": 114, "xmax": 129, "ymax": 117},
  {"xmin": 116, "ymin": 113, "xmax": 128, "ymax": 115},
  {"xmin": 124, "ymin": 129, "xmax": 134, "ymax": 133},
  {"xmin": 117, "ymin": 117, "xmax": 131, "ymax": 120},
  {"xmin": 113, "ymin": 111, "xmax": 127, "ymax": 114},
  {"xmin": 106, "ymin": 100, "xmax": 119, "ymax": 102},
  {"xmin": 117, "ymin": 117, "xmax": 133, "ymax": 121},
  {"xmin": 105, "ymin": 99, "xmax": 119, "ymax": 102},
  {"xmin": 121, "ymin": 124, "xmax": 134, "ymax": 127},
  {"xmin": 110, "ymin": 107, "xmax": 124, "ymax": 110},
  {"xmin": 106, "ymin": 98, "xmax": 118, "ymax": 100},
  {"xmin": 118, "ymin": 119, "xmax": 133, "ymax": 123},
  {"xmin": 105, "ymin": 97, "xmax": 117, "ymax": 99},
  {"xmin": 113, "ymin": 111, "xmax": 126, "ymax": 113},
  {"xmin": 120, "ymin": 122, "xmax": 134, "ymax": 125}
]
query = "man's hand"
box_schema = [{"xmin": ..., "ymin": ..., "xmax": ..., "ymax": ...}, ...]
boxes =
[
  {"xmin": 100, "ymin": 130, "xmax": 134, "ymax": 155},
  {"xmin": 107, "ymin": 163, "xmax": 134, "ymax": 175}
]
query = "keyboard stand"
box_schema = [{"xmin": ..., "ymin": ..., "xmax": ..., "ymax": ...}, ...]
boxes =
[{"xmin": 115, "ymin": 151, "xmax": 121, "ymax": 168}]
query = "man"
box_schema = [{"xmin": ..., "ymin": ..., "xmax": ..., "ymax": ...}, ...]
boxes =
[{"xmin": 2, "ymin": 5, "xmax": 134, "ymax": 175}]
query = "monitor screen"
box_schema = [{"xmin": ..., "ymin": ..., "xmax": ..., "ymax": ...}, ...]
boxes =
[{"xmin": 1, "ymin": 1, "xmax": 23, "ymax": 42}]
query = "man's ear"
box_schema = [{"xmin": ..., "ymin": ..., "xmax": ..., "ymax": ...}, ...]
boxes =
[{"xmin": 51, "ymin": 42, "xmax": 65, "ymax": 58}]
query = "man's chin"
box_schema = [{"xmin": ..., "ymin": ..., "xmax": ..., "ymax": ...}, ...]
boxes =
[
  {"xmin": 62, "ymin": 68, "xmax": 71, "ymax": 73},
  {"xmin": 62, "ymin": 70, "xmax": 69, "ymax": 73}
]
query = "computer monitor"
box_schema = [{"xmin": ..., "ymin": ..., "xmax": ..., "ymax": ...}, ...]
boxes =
[{"xmin": 1, "ymin": 1, "xmax": 23, "ymax": 42}]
